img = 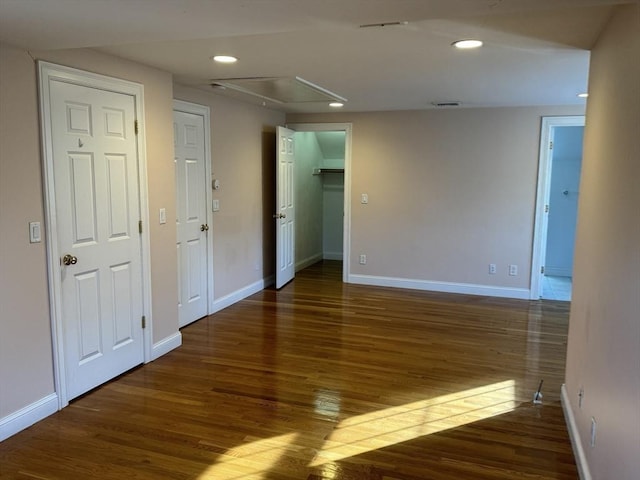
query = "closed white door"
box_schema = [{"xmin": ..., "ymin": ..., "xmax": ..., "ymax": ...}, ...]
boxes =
[
  {"xmin": 276, "ymin": 126, "xmax": 296, "ymax": 288},
  {"xmin": 174, "ymin": 109, "xmax": 208, "ymax": 326},
  {"xmin": 50, "ymin": 80, "xmax": 144, "ymax": 400}
]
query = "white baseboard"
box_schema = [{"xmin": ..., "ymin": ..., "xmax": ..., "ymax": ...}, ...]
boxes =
[
  {"xmin": 348, "ymin": 274, "xmax": 530, "ymax": 300},
  {"xmin": 295, "ymin": 253, "xmax": 323, "ymax": 272},
  {"xmin": 210, "ymin": 275, "xmax": 274, "ymax": 314},
  {"xmin": 545, "ymin": 267, "xmax": 572, "ymax": 277},
  {"xmin": 323, "ymin": 252, "xmax": 343, "ymax": 261},
  {"xmin": 150, "ymin": 332, "xmax": 182, "ymax": 361},
  {"xmin": 561, "ymin": 384, "xmax": 592, "ymax": 480},
  {"xmin": 0, "ymin": 393, "xmax": 58, "ymax": 441}
]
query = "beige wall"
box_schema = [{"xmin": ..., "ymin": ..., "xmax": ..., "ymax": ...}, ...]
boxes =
[
  {"xmin": 0, "ymin": 43, "xmax": 178, "ymax": 417},
  {"xmin": 565, "ymin": 4, "xmax": 640, "ymax": 479},
  {"xmin": 172, "ymin": 84, "xmax": 285, "ymax": 299},
  {"xmin": 289, "ymin": 105, "xmax": 583, "ymax": 292},
  {"xmin": 0, "ymin": 44, "xmax": 55, "ymax": 417}
]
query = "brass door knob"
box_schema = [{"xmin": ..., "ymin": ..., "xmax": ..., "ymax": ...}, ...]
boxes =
[
  {"xmin": 272, "ymin": 213, "xmax": 286, "ymax": 219},
  {"xmin": 200, "ymin": 224, "xmax": 209, "ymax": 231},
  {"xmin": 62, "ymin": 254, "xmax": 78, "ymax": 266}
]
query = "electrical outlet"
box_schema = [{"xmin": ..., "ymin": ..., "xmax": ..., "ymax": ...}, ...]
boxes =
[
  {"xmin": 489, "ymin": 263, "xmax": 497, "ymax": 274},
  {"xmin": 509, "ymin": 264, "xmax": 518, "ymax": 276},
  {"xmin": 359, "ymin": 254, "xmax": 367, "ymax": 265},
  {"xmin": 590, "ymin": 417, "xmax": 597, "ymax": 447}
]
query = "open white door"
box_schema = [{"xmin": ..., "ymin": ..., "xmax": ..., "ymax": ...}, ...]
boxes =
[
  {"xmin": 174, "ymin": 104, "xmax": 210, "ymax": 327},
  {"xmin": 275, "ymin": 126, "xmax": 295, "ymax": 288},
  {"xmin": 42, "ymin": 69, "xmax": 145, "ymax": 401}
]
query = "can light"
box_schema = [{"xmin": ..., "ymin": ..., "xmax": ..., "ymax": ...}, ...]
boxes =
[
  {"xmin": 329, "ymin": 102, "xmax": 344, "ymax": 108},
  {"xmin": 577, "ymin": 93, "xmax": 589, "ymax": 98},
  {"xmin": 212, "ymin": 55, "xmax": 238, "ymax": 64},
  {"xmin": 452, "ymin": 39, "xmax": 483, "ymax": 49}
]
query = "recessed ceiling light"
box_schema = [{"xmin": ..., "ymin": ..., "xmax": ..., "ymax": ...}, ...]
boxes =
[
  {"xmin": 577, "ymin": 93, "xmax": 589, "ymax": 98},
  {"xmin": 452, "ymin": 39, "xmax": 483, "ymax": 49},
  {"xmin": 212, "ymin": 55, "xmax": 238, "ymax": 64},
  {"xmin": 329, "ymin": 102, "xmax": 344, "ymax": 108}
]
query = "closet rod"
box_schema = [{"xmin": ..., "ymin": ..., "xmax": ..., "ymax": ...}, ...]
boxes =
[{"xmin": 312, "ymin": 168, "xmax": 344, "ymax": 175}]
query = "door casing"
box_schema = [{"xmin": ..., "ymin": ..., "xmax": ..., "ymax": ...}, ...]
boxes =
[{"xmin": 38, "ymin": 62, "xmax": 153, "ymax": 408}]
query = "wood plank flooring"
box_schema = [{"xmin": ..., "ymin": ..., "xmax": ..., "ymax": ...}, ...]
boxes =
[{"xmin": 0, "ymin": 261, "xmax": 577, "ymax": 479}]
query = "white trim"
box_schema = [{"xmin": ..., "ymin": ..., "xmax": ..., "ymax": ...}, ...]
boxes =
[
  {"xmin": 323, "ymin": 252, "xmax": 343, "ymax": 261},
  {"xmin": 287, "ymin": 123, "xmax": 352, "ymax": 284},
  {"xmin": 561, "ymin": 384, "xmax": 592, "ymax": 480},
  {"xmin": 173, "ymin": 100, "xmax": 215, "ymax": 315},
  {"xmin": 349, "ymin": 274, "xmax": 530, "ymax": 299},
  {"xmin": 150, "ymin": 332, "xmax": 183, "ymax": 361},
  {"xmin": 38, "ymin": 62, "xmax": 152, "ymax": 407},
  {"xmin": 530, "ymin": 116, "xmax": 585, "ymax": 299},
  {"xmin": 296, "ymin": 253, "xmax": 323, "ymax": 272},
  {"xmin": 211, "ymin": 276, "xmax": 274, "ymax": 314},
  {"xmin": 0, "ymin": 393, "xmax": 58, "ymax": 441}
]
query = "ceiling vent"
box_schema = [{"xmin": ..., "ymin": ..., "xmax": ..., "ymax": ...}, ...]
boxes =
[
  {"xmin": 432, "ymin": 101, "xmax": 461, "ymax": 107},
  {"xmin": 359, "ymin": 21, "xmax": 408, "ymax": 28},
  {"xmin": 209, "ymin": 76, "xmax": 346, "ymax": 105}
]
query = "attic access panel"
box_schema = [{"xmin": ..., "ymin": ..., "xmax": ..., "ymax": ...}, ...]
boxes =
[{"xmin": 210, "ymin": 76, "xmax": 347, "ymax": 104}]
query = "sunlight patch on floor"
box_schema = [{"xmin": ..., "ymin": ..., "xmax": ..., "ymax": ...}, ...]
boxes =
[
  {"xmin": 197, "ymin": 432, "xmax": 304, "ymax": 480},
  {"xmin": 309, "ymin": 380, "xmax": 517, "ymax": 466},
  {"xmin": 197, "ymin": 380, "xmax": 516, "ymax": 479}
]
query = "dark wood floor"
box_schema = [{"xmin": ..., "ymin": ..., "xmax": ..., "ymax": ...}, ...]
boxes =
[{"xmin": 0, "ymin": 261, "xmax": 577, "ymax": 479}]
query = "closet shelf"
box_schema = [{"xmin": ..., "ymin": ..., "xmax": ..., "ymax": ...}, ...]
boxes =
[{"xmin": 312, "ymin": 168, "xmax": 344, "ymax": 175}]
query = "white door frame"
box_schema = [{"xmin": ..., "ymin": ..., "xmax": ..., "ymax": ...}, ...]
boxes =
[
  {"xmin": 286, "ymin": 123, "xmax": 352, "ymax": 283},
  {"xmin": 39, "ymin": 62, "xmax": 153, "ymax": 408},
  {"xmin": 530, "ymin": 115, "xmax": 585, "ymax": 299},
  {"xmin": 172, "ymin": 99, "xmax": 214, "ymax": 314}
]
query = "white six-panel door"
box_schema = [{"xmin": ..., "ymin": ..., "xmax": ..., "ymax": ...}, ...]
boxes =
[
  {"xmin": 276, "ymin": 126, "xmax": 295, "ymax": 289},
  {"xmin": 49, "ymin": 80, "xmax": 144, "ymax": 400},
  {"xmin": 174, "ymin": 109, "xmax": 208, "ymax": 326}
]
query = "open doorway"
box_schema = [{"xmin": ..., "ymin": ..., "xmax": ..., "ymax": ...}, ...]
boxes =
[
  {"xmin": 531, "ymin": 116, "xmax": 585, "ymax": 301},
  {"xmin": 288, "ymin": 123, "xmax": 352, "ymax": 283}
]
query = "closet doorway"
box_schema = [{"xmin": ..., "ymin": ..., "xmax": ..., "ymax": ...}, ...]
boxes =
[{"xmin": 287, "ymin": 123, "xmax": 352, "ymax": 283}]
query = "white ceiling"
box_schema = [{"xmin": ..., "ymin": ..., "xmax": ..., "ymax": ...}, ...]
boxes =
[{"xmin": 0, "ymin": 0, "xmax": 631, "ymax": 113}]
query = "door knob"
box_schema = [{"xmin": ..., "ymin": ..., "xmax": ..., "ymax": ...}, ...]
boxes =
[
  {"xmin": 62, "ymin": 254, "xmax": 78, "ymax": 266},
  {"xmin": 200, "ymin": 224, "xmax": 209, "ymax": 231},
  {"xmin": 273, "ymin": 213, "xmax": 286, "ymax": 219}
]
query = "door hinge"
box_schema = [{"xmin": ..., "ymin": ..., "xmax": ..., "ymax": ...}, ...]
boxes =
[
  {"xmin": 541, "ymin": 266, "xmax": 545, "ymax": 274},
  {"xmin": 141, "ymin": 315, "xmax": 146, "ymax": 329},
  {"xmin": 134, "ymin": 120, "xmax": 139, "ymax": 135},
  {"xmin": 138, "ymin": 220, "xmax": 143, "ymax": 234},
  {"xmin": 545, "ymin": 204, "xmax": 550, "ymax": 213},
  {"xmin": 549, "ymin": 141, "xmax": 553, "ymax": 150}
]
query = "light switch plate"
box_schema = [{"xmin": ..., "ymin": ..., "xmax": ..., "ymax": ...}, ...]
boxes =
[
  {"xmin": 212, "ymin": 199, "xmax": 220, "ymax": 212},
  {"xmin": 361, "ymin": 193, "xmax": 368, "ymax": 204},
  {"xmin": 29, "ymin": 222, "xmax": 41, "ymax": 243},
  {"xmin": 159, "ymin": 208, "xmax": 166, "ymax": 224}
]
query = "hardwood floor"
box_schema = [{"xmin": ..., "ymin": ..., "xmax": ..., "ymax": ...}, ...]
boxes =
[{"xmin": 0, "ymin": 261, "xmax": 577, "ymax": 479}]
